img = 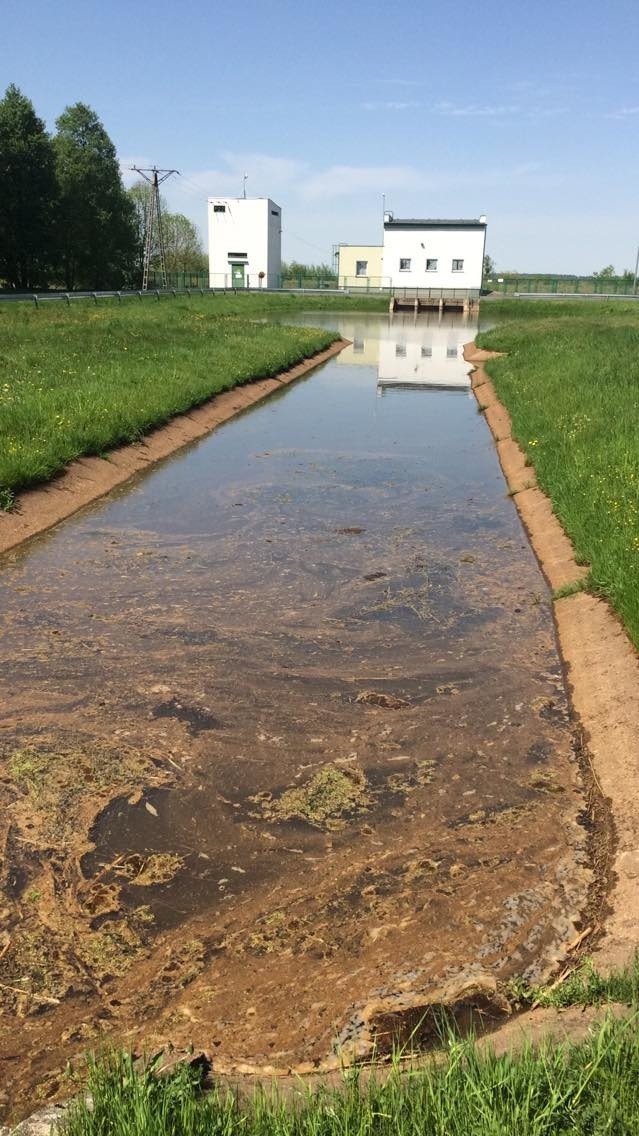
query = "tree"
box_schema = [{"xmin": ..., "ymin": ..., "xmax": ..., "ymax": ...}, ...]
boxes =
[
  {"xmin": 482, "ymin": 253, "xmax": 495, "ymax": 279},
  {"xmin": 162, "ymin": 213, "xmax": 206, "ymax": 273},
  {"xmin": 0, "ymin": 84, "xmax": 57, "ymax": 290},
  {"xmin": 593, "ymin": 265, "xmax": 616, "ymax": 278},
  {"xmin": 54, "ymin": 103, "xmax": 136, "ymax": 290},
  {"xmin": 127, "ymin": 182, "xmax": 206, "ymax": 283},
  {"xmin": 281, "ymin": 260, "xmax": 336, "ymax": 280}
]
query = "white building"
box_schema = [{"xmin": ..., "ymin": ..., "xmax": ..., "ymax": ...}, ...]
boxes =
[
  {"xmin": 207, "ymin": 197, "xmax": 282, "ymax": 289},
  {"xmin": 383, "ymin": 214, "xmax": 487, "ymax": 293}
]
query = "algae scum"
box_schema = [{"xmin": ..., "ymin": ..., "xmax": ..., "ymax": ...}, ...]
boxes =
[{"xmin": 0, "ymin": 313, "xmax": 592, "ymax": 1118}]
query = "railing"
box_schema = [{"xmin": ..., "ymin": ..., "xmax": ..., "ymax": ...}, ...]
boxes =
[
  {"xmin": 0, "ymin": 281, "xmax": 479, "ymax": 308},
  {"xmin": 392, "ymin": 286, "xmax": 480, "ymax": 300},
  {"xmin": 486, "ymin": 275, "xmax": 638, "ymax": 296}
]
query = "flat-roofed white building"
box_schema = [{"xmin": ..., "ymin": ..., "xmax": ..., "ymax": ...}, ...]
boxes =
[
  {"xmin": 208, "ymin": 197, "xmax": 281, "ymax": 289},
  {"xmin": 383, "ymin": 215, "xmax": 487, "ymax": 294}
]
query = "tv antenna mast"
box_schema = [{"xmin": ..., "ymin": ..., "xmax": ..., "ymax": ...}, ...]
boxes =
[{"xmin": 130, "ymin": 166, "xmax": 180, "ymax": 290}]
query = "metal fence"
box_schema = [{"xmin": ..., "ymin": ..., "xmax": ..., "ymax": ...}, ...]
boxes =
[{"xmin": 487, "ymin": 275, "xmax": 638, "ymax": 296}]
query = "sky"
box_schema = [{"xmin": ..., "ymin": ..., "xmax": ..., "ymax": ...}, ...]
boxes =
[{"xmin": 3, "ymin": 0, "xmax": 639, "ymax": 274}]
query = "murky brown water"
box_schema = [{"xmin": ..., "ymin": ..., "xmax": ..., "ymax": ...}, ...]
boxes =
[{"xmin": 0, "ymin": 313, "xmax": 590, "ymax": 1115}]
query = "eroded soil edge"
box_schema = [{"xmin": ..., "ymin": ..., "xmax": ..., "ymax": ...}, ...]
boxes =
[{"xmin": 464, "ymin": 341, "xmax": 639, "ymax": 973}]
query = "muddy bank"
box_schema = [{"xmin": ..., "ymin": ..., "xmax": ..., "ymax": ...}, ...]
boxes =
[
  {"xmin": 0, "ymin": 320, "xmax": 594, "ymax": 1118},
  {"xmin": 0, "ymin": 340, "xmax": 348, "ymax": 558},
  {"xmin": 464, "ymin": 341, "xmax": 639, "ymax": 972}
]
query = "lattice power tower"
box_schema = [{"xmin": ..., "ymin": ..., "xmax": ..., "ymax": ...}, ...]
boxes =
[{"xmin": 130, "ymin": 166, "xmax": 179, "ymax": 290}]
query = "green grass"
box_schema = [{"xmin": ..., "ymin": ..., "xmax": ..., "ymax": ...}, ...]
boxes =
[
  {"xmin": 508, "ymin": 954, "xmax": 639, "ymax": 1010},
  {"xmin": 0, "ymin": 295, "xmax": 346, "ymax": 507},
  {"xmin": 61, "ymin": 1017, "xmax": 639, "ymax": 1136},
  {"xmin": 477, "ymin": 301, "xmax": 639, "ymax": 649}
]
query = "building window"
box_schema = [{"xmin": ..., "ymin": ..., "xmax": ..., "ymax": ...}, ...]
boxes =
[
  {"xmin": 213, "ymin": 204, "xmax": 226, "ymax": 213},
  {"xmin": 355, "ymin": 260, "xmax": 368, "ymax": 276},
  {"xmin": 452, "ymin": 259, "xmax": 464, "ymax": 272},
  {"xmin": 447, "ymin": 346, "xmax": 458, "ymax": 358},
  {"xmin": 399, "ymin": 258, "xmax": 411, "ymax": 271},
  {"xmin": 353, "ymin": 338, "xmax": 364, "ymax": 353},
  {"xmin": 227, "ymin": 252, "xmax": 248, "ymax": 259},
  {"xmin": 426, "ymin": 258, "xmax": 438, "ymax": 271},
  {"xmin": 271, "ymin": 209, "xmax": 280, "ymax": 216},
  {"xmin": 395, "ymin": 344, "xmax": 406, "ymax": 357},
  {"xmin": 421, "ymin": 346, "xmax": 432, "ymax": 358}
]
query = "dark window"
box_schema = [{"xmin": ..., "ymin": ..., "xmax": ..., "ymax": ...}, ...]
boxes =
[
  {"xmin": 227, "ymin": 252, "xmax": 248, "ymax": 259},
  {"xmin": 395, "ymin": 343, "xmax": 407, "ymax": 357},
  {"xmin": 355, "ymin": 260, "xmax": 368, "ymax": 276},
  {"xmin": 271, "ymin": 209, "xmax": 280, "ymax": 216},
  {"xmin": 452, "ymin": 259, "xmax": 464, "ymax": 272},
  {"xmin": 399, "ymin": 258, "xmax": 411, "ymax": 271},
  {"xmin": 447, "ymin": 346, "xmax": 458, "ymax": 358},
  {"xmin": 421, "ymin": 346, "xmax": 432, "ymax": 358},
  {"xmin": 213, "ymin": 205, "xmax": 226, "ymax": 213},
  {"xmin": 426, "ymin": 258, "xmax": 438, "ymax": 271}
]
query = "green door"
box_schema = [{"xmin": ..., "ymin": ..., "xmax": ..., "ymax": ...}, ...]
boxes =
[{"xmin": 231, "ymin": 263, "xmax": 245, "ymax": 288}]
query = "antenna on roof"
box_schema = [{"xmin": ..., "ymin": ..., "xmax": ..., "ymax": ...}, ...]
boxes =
[{"xmin": 242, "ymin": 173, "xmax": 248, "ymax": 199}]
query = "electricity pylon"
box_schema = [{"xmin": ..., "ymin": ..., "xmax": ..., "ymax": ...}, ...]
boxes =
[{"xmin": 130, "ymin": 166, "xmax": 180, "ymax": 290}]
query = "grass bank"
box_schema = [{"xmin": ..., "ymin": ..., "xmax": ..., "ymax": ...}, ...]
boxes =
[
  {"xmin": 0, "ymin": 297, "xmax": 341, "ymax": 509},
  {"xmin": 62, "ymin": 1013, "xmax": 639, "ymax": 1136},
  {"xmin": 477, "ymin": 300, "xmax": 639, "ymax": 650}
]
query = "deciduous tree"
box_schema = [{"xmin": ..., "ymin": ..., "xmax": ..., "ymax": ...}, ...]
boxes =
[
  {"xmin": 0, "ymin": 84, "xmax": 57, "ymax": 290},
  {"xmin": 127, "ymin": 183, "xmax": 206, "ymax": 281},
  {"xmin": 54, "ymin": 103, "xmax": 136, "ymax": 290}
]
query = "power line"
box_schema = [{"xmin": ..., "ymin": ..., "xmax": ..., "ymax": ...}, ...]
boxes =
[{"xmin": 131, "ymin": 166, "xmax": 180, "ymax": 290}]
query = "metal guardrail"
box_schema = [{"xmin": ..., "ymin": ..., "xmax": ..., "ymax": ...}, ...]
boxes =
[
  {"xmin": 512, "ymin": 292, "xmax": 639, "ymax": 301},
  {"xmin": 0, "ymin": 283, "xmax": 483, "ymax": 307}
]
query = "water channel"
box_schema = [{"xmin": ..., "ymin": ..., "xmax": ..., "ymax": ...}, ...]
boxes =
[{"xmin": 0, "ymin": 311, "xmax": 590, "ymax": 1107}]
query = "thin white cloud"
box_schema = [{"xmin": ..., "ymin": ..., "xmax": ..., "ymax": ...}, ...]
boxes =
[
  {"xmin": 376, "ymin": 78, "xmax": 425, "ymax": 87},
  {"xmin": 607, "ymin": 105, "xmax": 639, "ymax": 119},
  {"xmin": 300, "ymin": 164, "xmax": 429, "ymax": 200},
  {"xmin": 436, "ymin": 101, "xmax": 520, "ymax": 117},
  {"xmin": 361, "ymin": 100, "xmax": 421, "ymax": 111}
]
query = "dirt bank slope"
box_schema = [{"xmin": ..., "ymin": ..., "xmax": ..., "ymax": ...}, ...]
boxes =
[{"xmin": 464, "ymin": 342, "xmax": 639, "ymax": 972}]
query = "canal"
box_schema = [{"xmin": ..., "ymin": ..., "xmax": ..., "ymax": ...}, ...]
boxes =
[{"xmin": 0, "ymin": 311, "xmax": 590, "ymax": 1108}]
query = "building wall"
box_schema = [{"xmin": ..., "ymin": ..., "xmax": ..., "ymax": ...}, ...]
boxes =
[
  {"xmin": 208, "ymin": 198, "xmax": 282, "ymax": 288},
  {"xmin": 337, "ymin": 244, "xmax": 384, "ymax": 286},
  {"xmin": 382, "ymin": 224, "xmax": 485, "ymax": 290}
]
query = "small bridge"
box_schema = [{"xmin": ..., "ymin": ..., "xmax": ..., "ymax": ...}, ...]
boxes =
[{"xmin": 390, "ymin": 288, "xmax": 480, "ymax": 315}]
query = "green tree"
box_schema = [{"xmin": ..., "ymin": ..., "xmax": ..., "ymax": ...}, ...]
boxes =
[
  {"xmin": 0, "ymin": 84, "xmax": 57, "ymax": 290},
  {"xmin": 54, "ymin": 103, "xmax": 136, "ymax": 290},
  {"xmin": 162, "ymin": 213, "xmax": 206, "ymax": 273},
  {"xmin": 281, "ymin": 260, "xmax": 336, "ymax": 281},
  {"xmin": 127, "ymin": 183, "xmax": 206, "ymax": 283},
  {"xmin": 482, "ymin": 253, "xmax": 495, "ymax": 279},
  {"xmin": 593, "ymin": 264, "xmax": 616, "ymax": 278}
]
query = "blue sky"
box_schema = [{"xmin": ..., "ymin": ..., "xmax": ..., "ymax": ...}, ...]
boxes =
[{"xmin": 3, "ymin": 0, "xmax": 639, "ymax": 273}]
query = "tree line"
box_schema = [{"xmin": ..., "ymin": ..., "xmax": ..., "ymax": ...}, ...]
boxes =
[{"xmin": 0, "ymin": 85, "xmax": 205, "ymax": 292}]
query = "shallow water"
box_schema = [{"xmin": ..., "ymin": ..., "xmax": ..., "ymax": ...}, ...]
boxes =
[{"xmin": 0, "ymin": 311, "xmax": 589, "ymax": 1110}]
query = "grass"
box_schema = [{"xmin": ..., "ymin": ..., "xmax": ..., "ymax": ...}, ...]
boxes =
[
  {"xmin": 61, "ymin": 1016, "xmax": 639, "ymax": 1136},
  {"xmin": 477, "ymin": 300, "xmax": 639, "ymax": 649},
  {"xmin": 0, "ymin": 294, "xmax": 349, "ymax": 507},
  {"xmin": 508, "ymin": 953, "xmax": 639, "ymax": 1010}
]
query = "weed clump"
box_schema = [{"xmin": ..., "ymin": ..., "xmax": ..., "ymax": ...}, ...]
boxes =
[{"xmin": 253, "ymin": 764, "xmax": 370, "ymax": 829}]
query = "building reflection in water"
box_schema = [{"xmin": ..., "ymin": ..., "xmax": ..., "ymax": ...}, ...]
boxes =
[{"xmin": 335, "ymin": 312, "xmax": 478, "ymax": 395}]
